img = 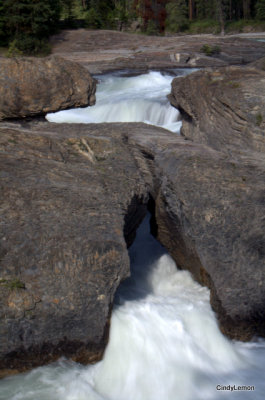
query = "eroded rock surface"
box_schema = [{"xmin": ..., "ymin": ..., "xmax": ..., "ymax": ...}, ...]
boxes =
[
  {"xmin": 0, "ymin": 56, "xmax": 96, "ymax": 120},
  {"xmin": 169, "ymin": 66, "xmax": 265, "ymax": 154},
  {"xmin": 51, "ymin": 29, "xmax": 265, "ymax": 73},
  {"xmin": 0, "ymin": 121, "xmax": 151, "ymax": 373},
  {"xmin": 1, "ymin": 116, "xmax": 264, "ymax": 376},
  {"xmin": 1, "ymin": 56, "xmax": 265, "ymax": 375},
  {"xmin": 167, "ymin": 64, "xmax": 265, "ymax": 339}
]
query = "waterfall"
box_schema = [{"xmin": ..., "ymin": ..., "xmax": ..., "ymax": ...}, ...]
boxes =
[
  {"xmin": 46, "ymin": 71, "xmax": 185, "ymax": 133},
  {"xmin": 1, "ymin": 215, "xmax": 265, "ymax": 400}
]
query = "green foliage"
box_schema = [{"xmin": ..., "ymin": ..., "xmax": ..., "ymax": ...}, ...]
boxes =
[
  {"xmin": 200, "ymin": 44, "xmax": 221, "ymax": 56},
  {"xmin": 7, "ymin": 36, "xmax": 51, "ymax": 56},
  {"xmin": 146, "ymin": 20, "xmax": 159, "ymax": 35},
  {"xmin": 256, "ymin": 112, "xmax": 263, "ymax": 126},
  {"xmin": 256, "ymin": 0, "xmax": 265, "ymax": 20},
  {"xmin": 189, "ymin": 19, "xmax": 220, "ymax": 34},
  {"xmin": 0, "ymin": 0, "xmax": 7, "ymax": 45},
  {"xmin": 112, "ymin": 1, "xmax": 130, "ymax": 30},
  {"xmin": 195, "ymin": 0, "xmax": 216, "ymax": 20},
  {"xmin": 165, "ymin": 0, "xmax": 189, "ymax": 32},
  {"xmin": 227, "ymin": 81, "xmax": 241, "ymax": 88},
  {"xmin": 0, "ymin": 278, "xmax": 25, "ymax": 290},
  {"xmin": 225, "ymin": 18, "xmax": 265, "ymax": 32},
  {"xmin": 85, "ymin": 7, "xmax": 102, "ymax": 28},
  {"xmin": 84, "ymin": 0, "xmax": 115, "ymax": 29},
  {"xmin": 3, "ymin": 0, "xmax": 60, "ymax": 55}
]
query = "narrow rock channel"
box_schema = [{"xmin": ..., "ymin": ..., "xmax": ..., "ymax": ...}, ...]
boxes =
[
  {"xmin": 1, "ymin": 69, "xmax": 265, "ymax": 400},
  {"xmin": 1, "ymin": 214, "xmax": 265, "ymax": 400}
]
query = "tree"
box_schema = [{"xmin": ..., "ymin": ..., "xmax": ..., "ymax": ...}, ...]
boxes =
[
  {"xmin": 61, "ymin": 0, "xmax": 75, "ymax": 22},
  {"xmin": 85, "ymin": 0, "xmax": 116, "ymax": 28},
  {"xmin": 0, "ymin": 0, "xmax": 6, "ymax": 45},
  {"xmin": 189, "ymin": 0, "xmax": 194, "ymax": 20},
  {"xmin": 195, "ymin": 0, "xmax": 216, "ymax": 19},
  {"xmin": 216, "ymin": 0, "xmax": 225, "ymax": 35},
  {"xmin": 243, "ymin": 0, "xmax": 251, "ymax": 18},
  {"xmin": 256, "ymin": 0, "xmax": 265, "ymax": 19},
  {"xmin": 4, "ymin": 0, "xmax": 61, "ymax": 54},
  {"xmin": 165, "ymin": 0, "xmax": 189, "ymax": 32}
]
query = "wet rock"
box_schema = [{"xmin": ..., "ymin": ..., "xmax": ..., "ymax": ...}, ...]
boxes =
[{"xmin": 0, "ymin": 56, "xmax": 96, "ymax": 120}]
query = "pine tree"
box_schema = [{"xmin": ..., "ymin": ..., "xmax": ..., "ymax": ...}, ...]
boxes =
[
  {"xmin": 61, "ymin": 0, "xmax": 75, "ymax": 23},
  {"xmin": 165, "ymin": 0, "xmax": 189, "ymax": 32},
  {"xmin": 4, "ymin": 0, "xmax": 61, "ymax": 54},
  {"xmin": 243, "ymin": 0, "xmax": 251, "ymax": 18},
  {"xmin": 216, "ymin": 0, "xmax": 229, "ymax": 34},
  {"xmin": 85, "ymin": 0, "xmax": 115, "ymax": 28},
  {"xmin": 256, "ymin": 0, "xmax": 265, "ymax": 19},
  {"xmin": 195, "ymin": 0, "xmax": 216, "ymax": 20},
  {"xmin": 0, "ymin": 0, "xmax": 6, "ymax": 45}
]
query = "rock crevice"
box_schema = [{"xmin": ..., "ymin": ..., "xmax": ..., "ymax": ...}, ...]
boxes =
[{"xmin": 1, "ymin": 58, "xmax": 265, "ymax": 375}]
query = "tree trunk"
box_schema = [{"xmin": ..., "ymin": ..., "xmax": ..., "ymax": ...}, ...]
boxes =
[
  {"xmin": 217, "ymin": 0, "xmax": 225, "ymax": 36},
  {"xmin": 243, "ymin": 0, "xmax": 251, "ymax": 19},
  {"xmin": 189, "ymin": 0, "xmax": 193, "ymax": 21}
]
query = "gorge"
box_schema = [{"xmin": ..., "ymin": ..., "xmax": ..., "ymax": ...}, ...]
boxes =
[{"xmin": 0, "ymin": 30, "xmax": 265, "ymax": 399}]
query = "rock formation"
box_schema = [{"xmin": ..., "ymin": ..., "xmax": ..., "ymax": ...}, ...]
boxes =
[
  {"xmin": 0, "ymin": 53, "xmax": 265, "ymax": 376},
  {"xmin": 51, "ymin": 29, "xmax": 265, "ymax": 73},
  {"xmin": 0, "ymin": 121, "xmax": 150, "ymax": 373},
  {"xmin": 168, "ymin": 65, "xmax": 265, "ymax": 340},
  {"xmin": 0, "ymin": 56, "xmax": 96, "ymax": 120},
  {"xmin": 169, "ymin": 66, "xmax": 265, "ymax": 154}
]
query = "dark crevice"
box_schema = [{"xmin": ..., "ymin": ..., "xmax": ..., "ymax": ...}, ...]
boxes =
[
  {"xmin": 178, "ymin": 105, "xmax": 193, "ymax": 123},
  {"xmin": 123, "ymin": 193, "xmax": 161, "ymax": 250},
  {"xmin": 147, "ymin": 195, "xmax": 158, "ymax": 238},
  {"xmin": 123, "ymin": 195, "xmax": 147, "ymax": 248}
]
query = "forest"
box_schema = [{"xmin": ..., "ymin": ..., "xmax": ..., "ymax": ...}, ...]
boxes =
[{"xmin": 0, "ymin": 0, "xmax": 265, "ymax": 55}]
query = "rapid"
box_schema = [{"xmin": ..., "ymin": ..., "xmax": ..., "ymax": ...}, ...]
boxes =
[
  {"xmin": 1, "ymin": 215, "xmax": 265, "ymax": 400},
  {"xmin": 46, "ymin": 70, "xmax": 188, "ymax": 133},
  {"xmin": 1, "ymin": 70, "xmax": 265, "ymax": 400}
]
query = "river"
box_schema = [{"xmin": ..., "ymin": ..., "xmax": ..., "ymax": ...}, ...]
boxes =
[
  {"xmin": 46, "ymin": 69, "xmax": 190, "ymax": 133},
  {"xmin": 1, "ymin": 70, "xmax": 265, "ymax": 400}
]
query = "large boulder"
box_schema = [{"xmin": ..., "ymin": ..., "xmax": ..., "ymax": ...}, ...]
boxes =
[
  {"xmin": 0, "ymin": 56, "xmax": 96, "ymax": 120},
  {"xmin": 168, "ymin": 66, "xmax": 265, "ymax": 154},
  {"xmin": 0, "ymin": 120, "xmax": 151, "ymax": 374}
]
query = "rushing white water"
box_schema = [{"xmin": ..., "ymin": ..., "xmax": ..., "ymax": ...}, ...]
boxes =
[
  {"xmin": 46, "ymin": 70, "xmax": 186, "ymax": 133},
  {"xmin": 1, "ymin": 215, "xmax": 265, "ymax": 400}
]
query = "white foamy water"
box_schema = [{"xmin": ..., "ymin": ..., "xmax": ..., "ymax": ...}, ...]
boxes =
[
  {"xmin": 46, "ymin": 70, "xmax": 185, "ymax": 133},
  {"xmin": 1, "ymin": 216, "xmax": 265, "ymax": 400}
]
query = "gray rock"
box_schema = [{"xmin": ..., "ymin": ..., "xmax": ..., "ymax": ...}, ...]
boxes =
[
  {"xmin": 0, "ymin": 56, "xmax": 96, "ymax": 120},
  {"xmin": 169, "ymin": 66, "xmax": 265, "ymax": 154},
  {"xmin": 1, "ymin": 62, "xmax": 265, "ymax": 375},
  {"xmin": 0, "ymin": 121, "xmax": 152, "ymax": 373}
]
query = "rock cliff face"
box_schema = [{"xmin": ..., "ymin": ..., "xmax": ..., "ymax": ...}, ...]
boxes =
[{"xmin": 0, "ymin": 56, "xmax": 96, "ymax": 120}]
